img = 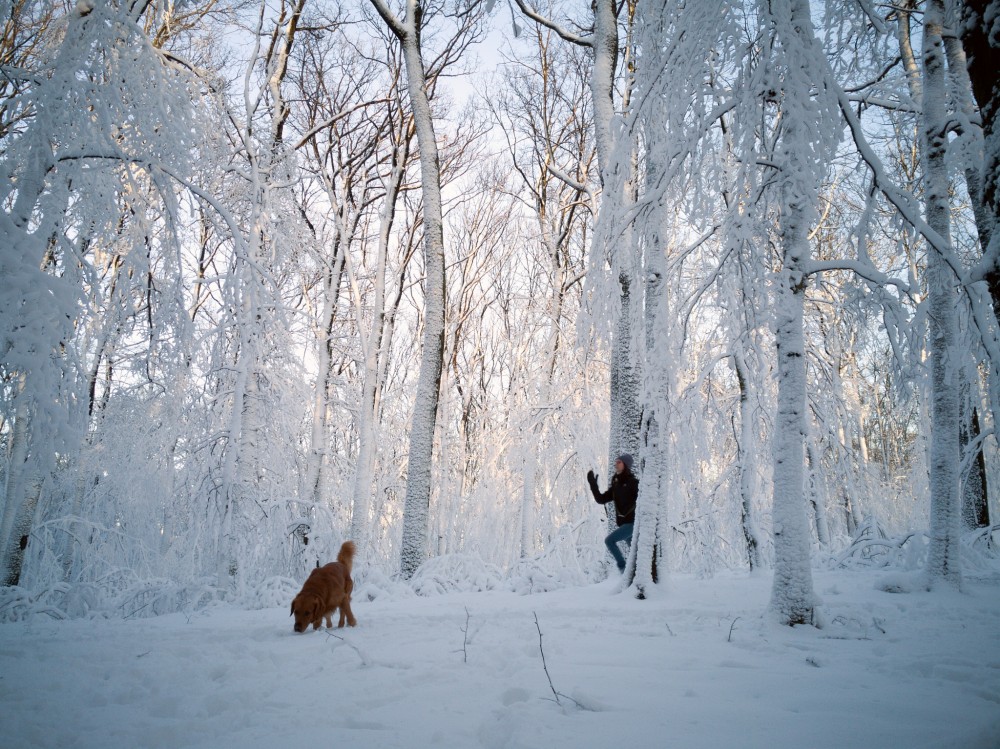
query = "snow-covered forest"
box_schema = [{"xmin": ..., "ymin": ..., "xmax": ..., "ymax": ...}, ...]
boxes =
[{"xmin": 1, "ymin": 0, "xmax": 999, "ymax": 622}]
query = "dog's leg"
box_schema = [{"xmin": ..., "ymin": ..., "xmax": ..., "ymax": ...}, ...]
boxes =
[
  {"xmin": 323, "ymin": 613, "xmax": 333, "ymax": 628},
  {"xmin": 342, "ymin": 597, "xmax": 357, "ymax": 627}
]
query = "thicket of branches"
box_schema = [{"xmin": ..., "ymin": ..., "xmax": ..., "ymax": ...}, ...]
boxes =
[{"xmin": 1, "ymin": 0, "xmax": 997, "ymax": 620}]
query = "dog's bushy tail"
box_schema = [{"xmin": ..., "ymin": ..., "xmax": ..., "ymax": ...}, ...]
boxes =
[{"xmin": 338, "ymin": 540, "xmax": 356, "ymax": 572}]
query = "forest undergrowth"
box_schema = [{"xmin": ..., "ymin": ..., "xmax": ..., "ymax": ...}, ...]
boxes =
[{"xmin": 3, "ymin": 522, "xmax": 998, "ymax": 623}]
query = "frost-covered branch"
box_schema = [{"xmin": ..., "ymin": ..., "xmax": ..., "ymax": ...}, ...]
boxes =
[
  {"xmin": 509, "ymin": 0, "xmax": 591, "ymax": 47},
  {"xmin": 805, "ymin": 259, "xmax": 913, "ymax": 295},
  {"xmin": 833, "ymin": 83, "xmax": 964, "ymax": 279}
]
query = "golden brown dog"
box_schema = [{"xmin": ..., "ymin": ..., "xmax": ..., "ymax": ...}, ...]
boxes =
[{"xmin": 290, "ymin": 541, "xmax": 357, "ymax": 633}]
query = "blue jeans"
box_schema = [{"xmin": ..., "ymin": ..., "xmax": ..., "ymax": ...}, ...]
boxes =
[{"xmin": 605, "ymin": 523, "xmax": 633, "ymax": 572}]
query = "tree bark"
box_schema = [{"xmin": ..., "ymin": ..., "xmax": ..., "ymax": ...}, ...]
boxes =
[
  {"xmin": 922, "ymin": 0, "xmax": 963, "ymax": 590},
  {"xmin": 368, "ymin": 0, "xmax": 447, "ymax": 579},
  {"xmin": 767, "ymin": 0, "xmax": 824, "ymax": 626}
]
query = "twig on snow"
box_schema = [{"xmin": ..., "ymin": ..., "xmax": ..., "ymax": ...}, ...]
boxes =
[
  {"xmin": 728, "ymin": 616, "xmax": 741, "ymax": 643},
  {"xmin": 534, "ymin": 612, "xmax": 562, "ymax": 705},
  {"xmin": 462, "ymin": 606, "xmax": 470, "ymax": 663},
  {"xmin": 534, "ymin": 612, "xmax": 583, "ymax": 710},
  {"xmin": 324, "ymin": 629, "xmax": 369, "ymax": 665}
]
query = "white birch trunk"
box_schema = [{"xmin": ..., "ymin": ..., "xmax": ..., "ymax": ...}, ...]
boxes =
[
  {"xmin": 212, "ymin": 1, "xmax": 299, "ymax": 586},
  {"xmin": 767, "ymin": 0, "xmax": 821, "ymax": 627},
  {"xmin": 769, "ymin": 198, "xmax": 817, "ymax": 625},
  {"xmin": 590, "ymin": 0, "xmax": 618, "ymax": 188},
  {"xmin": 922, "ymin": 0, "xmax": 963, "ymax": 589},
  {"xmin": 624, "ymin": 82, "xmax": 671, "ymax": 595}
]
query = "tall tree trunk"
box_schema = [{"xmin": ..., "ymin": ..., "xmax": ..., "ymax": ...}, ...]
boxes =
[
  {"xmin": 591, "ymin": 0, "xmax": 638, "ymax": 514},
  {"xmin": 923, "ymin": 0, "xmax": 963, "ymax": 589},
  {"xmin": 939, "ymin": 3, "xmax": 992, "ymax": 528},
  {"xmin": 623, "ymin": 62, "xmax": 673, "ymax": 594},
  {"xmin": 608, "ymin": 274, "xmax": 642, "ymax": 493},
  {"xmin": 629, "ymin": 237, "xmax": 667, "ymax": 598},
  {"xmin": 770, "ymin": 196, "xmax": 817, "ymax": 625},
  {"xmin": 369, "ymin": 0, "xmax": 447, "ymax": 579},
  {"xmin": 767, "ymin": 0, "xmax": 825, "ymax": 626}
]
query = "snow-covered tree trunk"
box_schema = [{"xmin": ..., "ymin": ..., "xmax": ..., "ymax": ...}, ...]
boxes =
[
  {"xmin": 622, "ymin": 18, "xmax": 675, "ymax": 594},
  {"xmin": 922, "ymin": 0, "xmax": 963, "ymax": 589},
  {"xmin": 590, "ymin": 0, "xmax": 618, "ymax": 185},
  {"xmin": 629, "ymin": 238, "xmax": 668, "ymax": 598},
  {"xmin": 767, "ymin": 0, "xmax": 830, "ymax": 626},
  {"xmin": 369, "ymin": 0, "xmax": 447, "ymax": 579},
  {"xmin": 769, "ymin": 194, "xmax": 817, "ymax": 625},
  {"xmin": 607, "ymin": 275, "xmax": 642, "ymax": 493},
  {"xmin": 597, "ymin": 4, "xmax": 642, "ymax": 510},
  {"xmin": 733, "ymin": 351, "xmax": 763, "ymax": 570},
  {"xmin": 922, "ymin": 0, "xmax": 993, "ymax": 535},
  {"xmin": 941, "ymin": 5, "xmax": 990, "ymax": 256},
  {"xmin": 0, "ymin": 378, "xmax": 32, "ymax": 585}
]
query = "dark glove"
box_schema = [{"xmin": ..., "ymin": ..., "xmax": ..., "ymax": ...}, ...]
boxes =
[{"xmin": 587, "ymin": 470, "xmax": 598, "ymax": 490}]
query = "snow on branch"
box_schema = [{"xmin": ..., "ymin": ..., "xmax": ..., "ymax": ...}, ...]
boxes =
[
  {"xmin": 804, "ymin": 258, "xmax": 913, "ymax": 295},
  {"xmin": 509, "ymin": 0, "xmax": 591, "ymax": 47}
]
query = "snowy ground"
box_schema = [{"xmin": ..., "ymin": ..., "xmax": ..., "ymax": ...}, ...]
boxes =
[{"xmin": 2, "ymin": 568, "xmax": 999, "ymax": 749}]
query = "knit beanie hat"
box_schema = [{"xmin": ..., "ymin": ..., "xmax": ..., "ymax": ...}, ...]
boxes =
[{"xmin": 618, "ymin": 454, "xmax": 634, "ymax": 471}]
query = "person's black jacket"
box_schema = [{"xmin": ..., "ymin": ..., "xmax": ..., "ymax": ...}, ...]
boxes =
[{"xmin": 587, "ymin": 469, "xmax": 638, "ymax": 525}]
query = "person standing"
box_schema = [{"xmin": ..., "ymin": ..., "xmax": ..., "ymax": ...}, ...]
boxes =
[{"xmin": 587, "ymin": 454, "xmax": 639, "ymax": 572}]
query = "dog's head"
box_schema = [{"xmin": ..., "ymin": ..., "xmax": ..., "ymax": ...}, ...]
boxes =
[{"xmin": 290, "ymin": 594, "xmax": 318, "ymax": 633}]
